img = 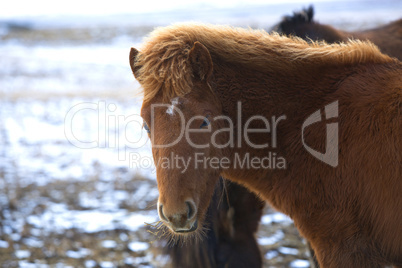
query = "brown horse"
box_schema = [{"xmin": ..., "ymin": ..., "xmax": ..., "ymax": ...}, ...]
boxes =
[
  {"xmin": 272, "ymin": 6, "xmax": 402, "ymax": 60},
  {"xmin": 166, "ymin": 178, "xmax": 264, "ymax": 268},
  {"xmin": 130, "ymin": 23, "xmax": 402, "ymax": 267}
]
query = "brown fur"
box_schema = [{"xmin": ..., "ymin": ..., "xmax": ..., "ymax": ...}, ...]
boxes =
[
  {"xmin": 132, "ymin": 23, "xmax": 402, "ymax": 267},
  {"xmin": 134, "ymin": 23, "xmax": 391, "ymax": 103},
  {"xmin": 273, "ymin": 8, "xmax": 402, "ymax": 267},
  {"xmin": 273, "ymin": 6, "xmax": 402, "ymax": 60}
]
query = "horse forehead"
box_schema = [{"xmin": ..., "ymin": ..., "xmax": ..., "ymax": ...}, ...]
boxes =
[
  {"xmin": 140, "ymin": 97, "xmax": 180, "ymax": 118},
  {"xmin": 166, "ymin": 97, "xmax": 180, "ymax": 116}
]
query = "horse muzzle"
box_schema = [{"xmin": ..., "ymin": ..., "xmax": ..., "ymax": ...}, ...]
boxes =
[{"xmin": 158, "ymin": 200, "xmax": 198, "ymax": 233}]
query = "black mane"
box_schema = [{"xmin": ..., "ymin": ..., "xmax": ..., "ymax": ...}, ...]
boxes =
[{"xmin": 271, "ymin": 5, "xmax": 315, "ymax": 33}]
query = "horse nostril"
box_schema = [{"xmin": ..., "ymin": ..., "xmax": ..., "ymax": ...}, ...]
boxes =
[
  {"xmin": 186, "ymin": 201, "xmax": 196, "ymax": 220},
  {"xmin": 158, "ymin": 204, "xmax": 168, "ymax": 222}
]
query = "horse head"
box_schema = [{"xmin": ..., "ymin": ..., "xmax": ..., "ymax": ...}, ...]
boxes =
[
  {"xmin": 130, "ymin": 42, "xmax": 227, "ymax": 236},
  {"xmin": 272, "ymin": 6, "xmax": 345, "ymax": 43}
]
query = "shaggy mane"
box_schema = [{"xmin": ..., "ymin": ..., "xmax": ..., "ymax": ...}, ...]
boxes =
[{"xmin": 134, "ymin": 23, "xmax": 393, "ymax": 103}]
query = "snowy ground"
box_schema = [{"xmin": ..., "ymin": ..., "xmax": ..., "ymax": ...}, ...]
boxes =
[{"xmin": 0, "ymin": 1, "xmax": 401, "ymax": 267}]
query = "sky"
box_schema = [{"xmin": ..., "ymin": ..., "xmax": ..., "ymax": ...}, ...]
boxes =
[
  {"xmin": 0, "ymin": 0, "xmax": 345, "ymax": 18},
  {"xmin": 1, "ymin": 0, "xmax": 401, "ymax": 33}
]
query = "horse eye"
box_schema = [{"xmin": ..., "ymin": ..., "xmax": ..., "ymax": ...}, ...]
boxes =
[
  {"xmin": 199, "ymin": 116, "xmax": 210, "ymax": 128},
  {"xmin": 143, "ymin": 122, "xmax": 151, "ymax": 134}
]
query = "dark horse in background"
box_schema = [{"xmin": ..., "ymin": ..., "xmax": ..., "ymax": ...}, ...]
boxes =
[{"xmin": 272, "ymin": 5, "xmax": 402, "ymax": 60}]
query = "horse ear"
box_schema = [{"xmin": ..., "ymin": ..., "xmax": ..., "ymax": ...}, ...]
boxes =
[
  {"xmin": 306, "ymin": 5, "xmax": 314, "ymax": 22},
  {"xmin": 189, "ymin": 41, "xmax": 213, "ymax": 81},
  {"xmin": 129, "ymin": 47, "xmax": 141, "ymax": 78}
]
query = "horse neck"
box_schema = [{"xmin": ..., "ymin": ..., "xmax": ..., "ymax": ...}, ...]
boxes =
[
  {"xmin": 212, "ymin": 57, "xmax": 349, "ymax": 126},
  {"xmin": 212, "ymin": 56, "xmax": 351, "ymax": 211},
  {"xmin": 211, "ymin": 52, "xmax": 399, "ymax": 215}
]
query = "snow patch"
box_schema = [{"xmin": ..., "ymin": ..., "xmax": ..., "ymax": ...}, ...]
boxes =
[{"xmin": 128, "ymin": 241, "xmax": 149, "ymax": 252}]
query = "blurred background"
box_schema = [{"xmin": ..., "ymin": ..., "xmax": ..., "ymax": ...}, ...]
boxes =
[{"xmin": 0, "ymin": 0, "xmax": 401, "ymax": 267}]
